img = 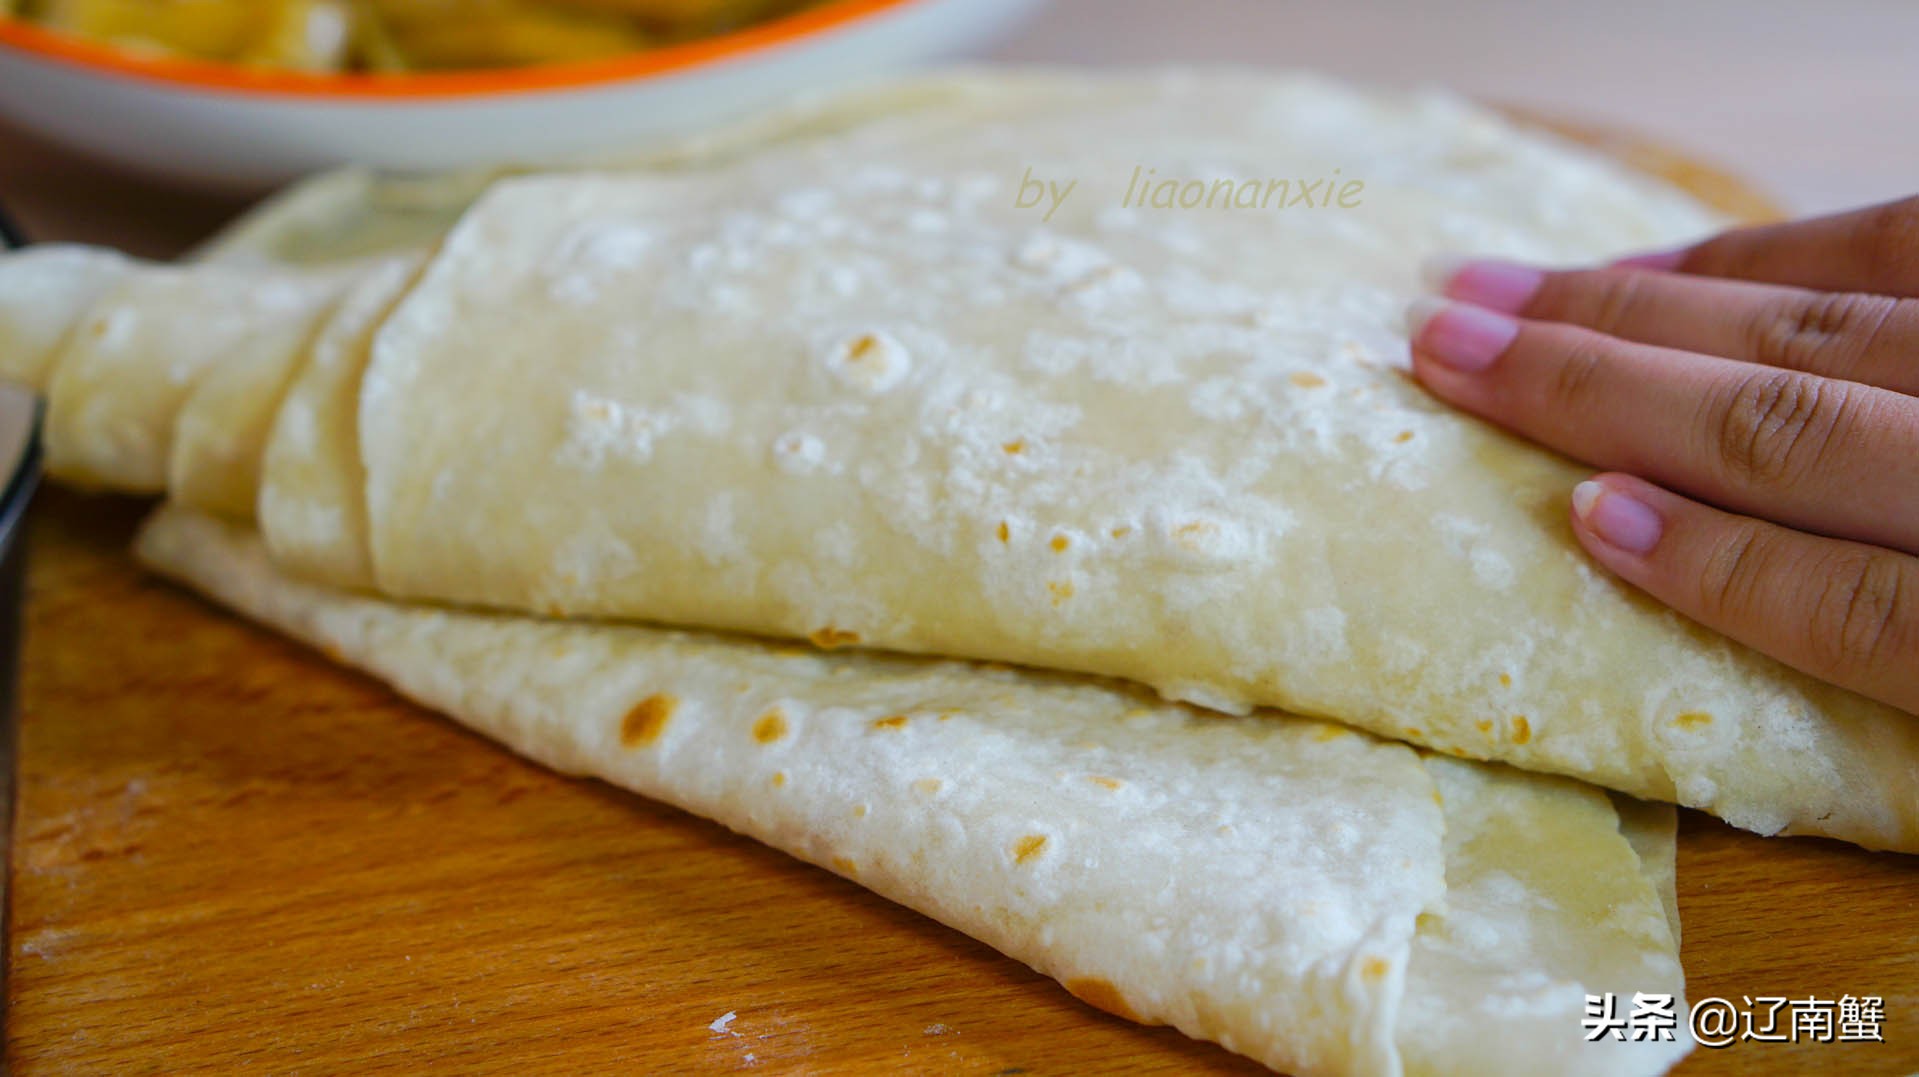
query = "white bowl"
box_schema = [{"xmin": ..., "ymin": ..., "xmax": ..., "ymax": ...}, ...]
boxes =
[{"xmin": 0, "ymin": 0, "xmax": 1042, "ymax": 190}]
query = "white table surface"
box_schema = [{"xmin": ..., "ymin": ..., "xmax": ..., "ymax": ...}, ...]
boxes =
[
  {"xmin": 2, "ymin": 0, "xmax": 1913, "ymax": 254},
  {"xmin": 996, "ymin": 0, "xmax": 1919, "ymax": 216}
]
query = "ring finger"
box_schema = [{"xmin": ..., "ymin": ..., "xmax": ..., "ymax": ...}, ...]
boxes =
[{"xmin": 1570, "ymin": 473, "xmax": 1919, "ymax": 715}]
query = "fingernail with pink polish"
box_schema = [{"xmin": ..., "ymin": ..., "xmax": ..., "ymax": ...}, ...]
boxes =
[
  {"xmin": 1572, "ymin": 480, "xmax": 1663, "ymax": 554},
  {"xmin": 1610, "ymin": 247, "xmax": 1686, "ymax": 271},
  {"xmin": 1421, "ymin": 256, "xmax": 1545, "ymax": 314},
  {"xmin": 1405, "ymin": 299, "xmax": 1519, "ymax": 373}
]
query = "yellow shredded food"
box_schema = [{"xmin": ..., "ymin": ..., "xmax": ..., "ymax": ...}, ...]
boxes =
[{"xmin": 13, "ymin": 0, "xmax": 822, "ymax": 72}]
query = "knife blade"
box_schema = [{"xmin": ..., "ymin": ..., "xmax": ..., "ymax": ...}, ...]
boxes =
[
  {"xmin": 0, "ymin": 195, "xmax": 25, "ymax": 250},
  {"xmin": 0, "ymin": 381, "xmax": 40, "ymax": 1017},
  {"xmin": 0, "ymin": 188, "xmax": 23, "ymax": 1025}
]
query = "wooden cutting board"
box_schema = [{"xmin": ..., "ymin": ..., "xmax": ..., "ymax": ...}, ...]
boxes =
[{"xmin": 9, "ymin": 122, "xmax": 1919, "ymax": 1076}]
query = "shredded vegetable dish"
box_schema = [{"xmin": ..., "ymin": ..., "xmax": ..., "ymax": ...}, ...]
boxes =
[{"xmin": 4, "ymin": 0, "xmax": 823, "ymax": 71}]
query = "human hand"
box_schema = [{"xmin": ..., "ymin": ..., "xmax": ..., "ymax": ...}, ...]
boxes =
[{"xmin": 1410, "ymin": 196, "xmax": 1919, "ymax": 715}]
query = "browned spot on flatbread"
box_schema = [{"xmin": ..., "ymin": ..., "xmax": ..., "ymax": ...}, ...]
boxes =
[
  {"xmin": 1498, "ymin": 672, "xmax": 1513, "ymax": 687},
  {"xmin": 1675, "ymin": 711, "xmax": 1713, "ymax": 730},
  {"xmin": 1002, "ymin": 439, "xmax": 1025, "ymax": 455},
  {"xmin": 1361, "ymin": 956, "xmax": 1391, "ymax": 982},
  {"xmin": 1394, "ymin": 430, "xmax": 1415, "ymax": 443},
  {"xmin": 810, "ymin": 626, "xmax": 861, "ymax": 650},
  {"xmin": 770, "ymin": 771, "xmax": 786, "ymax": 788},
  {"xmin": 1510, "ymin": 715, "xmax": 1532, "ymax": 744},
  {"xmin": 1049, "ymin": 534, "xmax": 1070, "ymax": 552},
  {"xmin": 1475, "ymin": 718, "xmax": 1495, "ymax": 735},
  {"xmin": 847, "ymin": 334, "xmax": 879, "ymax": 360},
  {"xmin": 1089, "ymin": 776, "xmax": 1123, "ymax": 790},
  {"xmin": 1048, "ymin": 580, "xmax": 1074, "ymax": 606},
  {"xmin": 1012, "ymin": 834, "xmax": 1048, "ymax": 865},
  {"xmin": 1311, "ymin": 724, "xmax": 1349, "ymax": 742},
  {"xmin": 619, "ymin": 694, "xmax": 676, "ymax": 748},
  {"xmin": 1110, "ymin": 525, "xmax": 1132, "ymax": 538},
  {"xmin": 1065, "ymin": 977, "xmax": 1143, "ymax": 1024},
  {"xmin": 753, "ymin": 711, "xmax": 788, "ymax": 743},
  {"xmin": 831, "ymin": 855, "xmax": 857, "ymax": 876},
  {"xmin": 1289, "ymin": 370, "xmax": 1327, "ymax": 389},
  {"xmin": 913, "ymin": 777, "xmax": 942, "ymax": 795},
  {"xmin": 996, "ymin": 520, "xmax": 1010, "ymax": 544},
  {"xmin": 1171, "ymin": 521, "xmax": 1217, "ymax": 548},
  {"xmin": 871, "ymin": 714, "xmax": 908, "ymax": 730}
]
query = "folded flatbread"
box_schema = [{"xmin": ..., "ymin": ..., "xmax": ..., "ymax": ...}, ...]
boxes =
[
  {"xmin": 137, "ymin": 505, "xmax": 1690, "ymax": 1077},
  {"xmin": 355, "ymin": 72, "xmax": 1919, "ymax": 847},
  {"xmin": 355, "ymin": 73, "xmax": 1919, "ymax": 847},
  {"xmin": 3, "ymin": 71, "xmax": 1913, "ymax": 853},
  {"xmin": 6, "ymin": 69, "xmax": 1774, "ymax": 1075}
]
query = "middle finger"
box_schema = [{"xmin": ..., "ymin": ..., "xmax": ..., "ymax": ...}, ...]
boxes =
[
  {"xmin": 1427, "ymin": 260, "xmax": 1919, "ymax": 397},
  {"xmin": 1407, "ymin": 300, "xmax": 1919, "ymax": 556}
]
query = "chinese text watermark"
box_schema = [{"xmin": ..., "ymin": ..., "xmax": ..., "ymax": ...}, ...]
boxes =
[{"xmin": 1583, "ymin": 993, "xmax": 1887, "ymax": 1048}]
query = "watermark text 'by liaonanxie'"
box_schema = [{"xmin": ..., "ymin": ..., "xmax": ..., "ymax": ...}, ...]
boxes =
[{"xmin": 1015, "ymin": 166, "xmax": 1365, "ymax": 222}]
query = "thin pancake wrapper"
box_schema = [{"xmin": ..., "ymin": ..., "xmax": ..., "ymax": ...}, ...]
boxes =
[
  {"xmin": 341, "ymin": 73, "xmax": 1916, "ymax": 848},
  {"xmin": 5, "ymin": 71, "xmax": 1911, "ymax": 852},
  {"xmin": 136, "ymin": 505, "xmax": 1689, "ymax": 1077}
]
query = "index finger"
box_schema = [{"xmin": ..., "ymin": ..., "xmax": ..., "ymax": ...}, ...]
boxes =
[{"xmin": 1620, "ymin": 195, "xmax": 1919, "ymax": 299}]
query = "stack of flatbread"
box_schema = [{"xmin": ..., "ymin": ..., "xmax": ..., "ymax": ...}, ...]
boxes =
[{"xmin": 5, "ymin": 70, "xmax": 1914, "ymax": 1076}]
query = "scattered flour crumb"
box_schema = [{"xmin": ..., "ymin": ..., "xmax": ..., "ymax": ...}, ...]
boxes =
[
  {"xmin": 819, "ymin": 329, "xmax": 911, "ymax": 394},
  {"xmin": 771, "ymin": 430, "xmax": 827, "ymax": 475},
  {"xmin": 709, "ymin": 1011, "xmax": 739, "ymax": 1035}
]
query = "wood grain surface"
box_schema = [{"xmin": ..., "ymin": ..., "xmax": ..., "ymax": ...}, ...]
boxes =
[{"xmin": 7, "ymin": 119, "xmax": 1918, "ymax": 1076}]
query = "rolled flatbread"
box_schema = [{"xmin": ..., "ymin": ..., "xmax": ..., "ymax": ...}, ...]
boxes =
[
  {"xmin": 0, "ymin": 244, "xmax": 132, "ymax": 388},
  {"xmin": 6, "ymin": 70, "xmax": 1913, "ymax": 853},
  {"xmin": 39, "ymin": 261, "xmax": 358, "ymax": 497},
  {"xmin": 257, "ymin": 255, "xmax": 425, "ymax": 586},
  {"xmin": 136, "ymin": 504, "xmax": 1690, "ymax": 1077}
]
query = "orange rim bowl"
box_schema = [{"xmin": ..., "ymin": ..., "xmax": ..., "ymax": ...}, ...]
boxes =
[{"xmin": 0, "ymin": 0, "xmax": 921, "ymax": 101}]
